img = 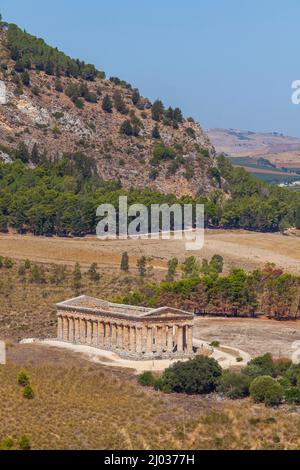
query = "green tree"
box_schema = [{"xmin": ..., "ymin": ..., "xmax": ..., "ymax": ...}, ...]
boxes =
[
  {"xmin": 31, "ymin": 143, "xmax": 40, "ymax": 165},
  {"xmin": 88, "ymin": 263, "xmax": 100, "ymax": 282},
  {"xmin": 113, "ymin": 90, "xmax": 128, "ymax": 114},
  {"xmin": 152, "ymin": 124, "xmax": 161, "ymax": 139},
  {"xmin": 217, "ymin": 371, "xmax": 251, "ymax": 399},
  {"xmin": 121, "ymin": 252, "xmax": 129, "ymax": 272},
  {"xmin": 210, "ymin": 254, "xmax": 224, "ymax": 274},
  {"xmin": 137, "ymin": 256, "xmax": 147, "ymax": 278},
  {"xmin": 151, "ymin": 100, "xmax": 164, "ymax": 121},
  {"xmin": 17, "ymin": 369, "xmax": 30, "ymax": 387},
  {"xmin": 72, "ymin": 262, "xmax": 82, "ymax": 290},
  {"xmin": 296, "ymin": 205, "xmax": 300, "ymax": 229},
  {"xmin": 166, "ymin": 257, "xmax": 178, "ymax": 281},
  {"xmin": 159, "ymin": 356, "xmax": 222, "ymax": 394},
  {"xmin": 120, "ymin": 120, "xmax": 133, "ymax": 136},
  {"xmin": 249, "ymin": 376, "xmax": 283, "ymax": 406},
  {"xmin": 102, "ymin": 94, "xmax": 113, "ymax": 113},
  {"xmin": 132, "ymin": 88, "xmax": 140, "ymax": 106},
  {"xmin": 23, "ymin": 384, "xmax": 35, "ymax": 399},
  {"xmin": 182, "ymin": 256, "xmax": 200, "ymax": 277},
  {"xmin": 19, "ymin": 435, "xmax": 31, "ymax": 450}
]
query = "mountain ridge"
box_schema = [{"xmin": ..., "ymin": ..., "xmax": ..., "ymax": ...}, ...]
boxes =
[{"xmin": 0, "ymin": 20, "xmax": 218, "ymax": 197}]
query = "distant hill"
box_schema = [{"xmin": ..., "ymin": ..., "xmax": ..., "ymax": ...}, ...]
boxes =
[
  {"xmin": 207, "ymin": 128, "xmax": 300, "ymax": 169},
  {"xmin": 0, "ymin": 20, "xmax": 218, "ymax": 198}
]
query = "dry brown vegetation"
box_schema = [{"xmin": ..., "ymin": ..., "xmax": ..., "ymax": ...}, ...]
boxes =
[
  {"xmin": 0, "ymin": 256, "xmax": 156, "ymax": 341},
  {"xmin": 0, "ymin": 344, "xmax": 300, "ymax": 450},
  {"xmin": 0, "ymin": 230, "xmax": 299, "ymax": 275}
]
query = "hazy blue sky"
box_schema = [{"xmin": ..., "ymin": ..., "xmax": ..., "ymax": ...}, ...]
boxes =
[{"xmin": 1, "ymin": 0, "xmax": 300, "ymax": 136}]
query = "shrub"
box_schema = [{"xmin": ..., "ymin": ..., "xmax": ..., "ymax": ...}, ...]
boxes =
[
  {"xmin": 152, "ymin": 124, "xmax": 161, "ymax": 139},
  {"xmin": 284, "ymin": 364, "xmax": 300, "ymax": 386},
  {"xmin": 247, "ymin": 353, "xmax": 276, "ymax": 377},
  {"xmin": 138, "ymin": 371, "xmax": 156, "ymax": 387},
  {"xmin": 186, "ymin": 127, "xmax": 196, "ymax": 139},
  {"xmin": 17, "ymin": 369, "xmax": 30, "ymax": 387},
  {"xmin": 217, "ymin": 371, "xmax": 251, "ymax": 399},
  {"xmin": 102, "ymin": 94, "xmax": 113, "ymax": 113},
  {"xmin": 151, "ymin": 143, "xmax": 176, "ymax": 165},
  {"xmin": 120, "ymin": 120, "xmax": 133, "ymax": 136},
  {"xmin": 285, "ymin": 387, "xmax": 300, "ymax": 404},
  {"xmin": 160, "ymin": 356, "xmax": 222, "ymax": 395},
  {"xmin": 4, "ymin": 257, "xmax": 14, "ymax": 269},
  {"xmin": 19, "ymin": 435, "xmax": 31, "ymax": 450},
  {"xmin": 210, "ymin": 341, "xmax": 220, "ymax": 348},
  {"xmin": 242, "ymin": 364, "xmax": 266, "ymax": 380},
  {"xmin": 273, "ymin": 358, "xmax": 292, "ymax": 376},
  {"xmin": 249, "ymin": 376, "xmax": 283, "ymax": 406},
  {"xmin": 1, "ymin": 437, "xmax": 14, "ymax": 450},
  {"xmin": 23, "ymin": 385, "xmax": 35, "ymax": 399}
]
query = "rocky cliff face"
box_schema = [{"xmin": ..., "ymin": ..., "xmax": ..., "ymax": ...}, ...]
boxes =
[{"xmin": 0, "ymin": 22, "xmax": 217, "ymax": 197}]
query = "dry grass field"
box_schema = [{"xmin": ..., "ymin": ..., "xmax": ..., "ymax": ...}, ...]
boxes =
[
  {"xmin": 0, "ymin": 230, "xmax": 299, "ymax": 274},
  {"xmin": 194, "ymin": 317, "xmax": 300, "ymax": 359},
  {"xmin": 1, "ymin": 344, "xmax": 300, "ymax": 450}
]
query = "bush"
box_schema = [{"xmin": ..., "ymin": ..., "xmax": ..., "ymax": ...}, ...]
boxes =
[
  {"xmin": 217, "ymin": 371, "xmax": 251, "ymax": 399},
  {"xmin": 151, "ymin": 143, "xmax": 176, "ymax": 165},
  {"xmin": 210, "ymin": 341, "xmax": 220, "ymax": 348},
  {"xmin": 249, "ymin": 376, "xmax": 283, "ymax": 406},
  {"xmin": 19, "ymin": 435, "xmax": 31, "ymax": 450},
  {"xmin": 23, "ymin": 385, "xmax": 35, "ymax": 399},
  {"xmin": 120, "ymin": 120, "xmax": 133, "ymax": 136},
  {"xmin": 242, "ymin": 364, "xmax": 266, "ymax": 380},
  {"xmin": 274, "ymin": 358, "xmax": 292, "ymax": 376},
  {"xmin": 138, "ymin": 371, "xmax": 156, "ymax": 387},
  {"xmin": 284, "ymin": 364, "xmax": 300, "ymax": 386},
  {"xmin": 159, "ymin": 356, "xmax": 222, "ymax": 395},
  {"xmin": 4, "ymin": 257, "xmax": 14, "ymax": 269},
  {"xmin": 247, "ymin": 353, "xmax": 276, "ymax": 377},
  {"xmin": 285, "ymin": 387, "xmax": 300, "ymax": 404},
  {"xmin": 17, "ymin": 369, "xmax": 30, "ymax": 387}
]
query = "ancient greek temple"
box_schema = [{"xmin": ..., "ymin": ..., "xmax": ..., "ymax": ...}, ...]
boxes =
[{"xmin": 56, "ymin": 295, "xmax": 194, "ymax": 360}]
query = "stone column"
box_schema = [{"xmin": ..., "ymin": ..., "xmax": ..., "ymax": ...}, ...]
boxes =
[
  {"xmin": 80, "ymin": 319, "xmax": 86, "ymax": 344},
  {"xmin": 75, "ymin": 318, "xmax": 80, "ymax": 342},
  {"xmin": 92, "ymin": 321, "xmax": 98, "ymax": 346},
  {"xmin": 177, "ymin": 325, "xmax": 183, "ymax": 353},
  {"xmin": 86, "ymin": 320, "xmax": 92, "ymax": 344},
  {"xmin": 123, "ymin": 325, "xmax": 130, "ymax": 351},
  {"xmin": 98, "ymin": 321, "xmax": 104, "ymax": 347},
  {"xmin": 105, "ymin": 322, "xmax": 112, "ymax": 348},
  {"xmin": 146, "ymin": 326, "xmax": 153, "ymax": 353},
  {"xmin": 129, "ymin": 327, "xmax": 136, "ymax": 353},
  {"xmin": 167, "ymin": 325, "xmax": 173, "ymax": 353},
  {"xmin": 111, "ymin": 323, "xmax": 117, "ymax": 349},
  {"xmin": 57, "ymin": 316, "xmax": 63, "ymax": 340},
  {"xmin": 63, "ymin": 316, "xmax": 69, "ymax": 341},
  {"xmin": 161, "ymin": 326, "xmax": 167, "ymax": 352},
  {"xmin": 136, "ymin": 327, "xmax": 143, "ymax": 354},
  {"xmin": 186, "ymin": 325, "xmax": 193, "ymax": 354},
  {"xmin": 156, "ymin": 326, "xmax": 162, "ymax": 354},
  {"xmin": 117, "ymin": 324, "xmax": 123, "ymax": 350}
]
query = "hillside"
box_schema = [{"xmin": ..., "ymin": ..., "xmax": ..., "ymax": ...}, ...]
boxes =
[
  {"xmin": 0, "ymin": 21, "xmax": 217, "ymax": 198},
  {"xmin": 207, "ymin": 128, "xmax": 300, "ymax": 165}
]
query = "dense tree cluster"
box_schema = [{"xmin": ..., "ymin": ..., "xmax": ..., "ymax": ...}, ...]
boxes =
[
  {"xmin": 139, "ymin": 352, "xmax": 300, "ymax": 408},
  {"xmin": 151, "ymin": 99, "xmax": 183, "ymax": 127},
  {"xmin": 121, "ymin": 262, "xmax": 300, "ymax": 320},
  {"xmin": 6, "ymin": 24, "xmax": 104, "ymax": 80}
]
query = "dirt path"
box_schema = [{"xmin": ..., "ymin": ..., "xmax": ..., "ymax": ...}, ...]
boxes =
[
  {"xmin": 21, "ymin": 337, "xmax": 250, "ymax": 371},
  {"xmin": 0, "ymin": 230, "xmax": 299, "ymax": 273}
]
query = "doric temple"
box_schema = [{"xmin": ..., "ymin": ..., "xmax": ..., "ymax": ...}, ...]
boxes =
[{"xmin": 56, "ymin": 295, "xmax": 195, "ymax": 360}]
